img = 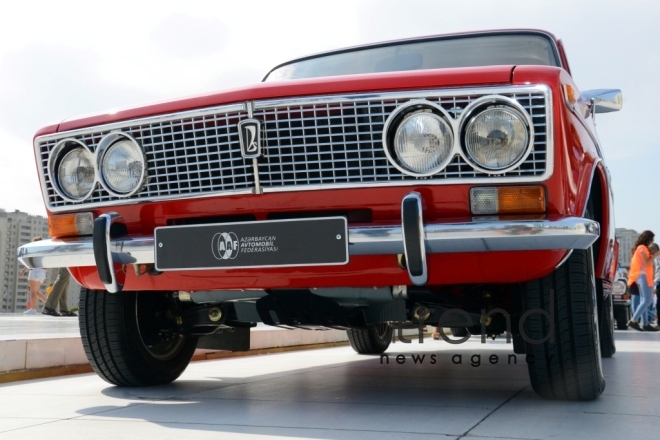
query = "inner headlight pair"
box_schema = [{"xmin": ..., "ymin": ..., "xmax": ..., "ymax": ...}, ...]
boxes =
[
  {"xmin": 49, "ymin": 132, "xmax": 145, "ymax": 201},
  {"xmin": 384, "ymin": 97, "xmax": 532, "ymax": 176}
]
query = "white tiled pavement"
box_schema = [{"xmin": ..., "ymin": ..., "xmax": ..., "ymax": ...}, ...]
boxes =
[
  {"xmin": 0, "ymin": 330, "xmax": 657, "ymax": 439},
  {"xmin": 0, "ymin": 315, "xmax": 360, "ymax": 373}
]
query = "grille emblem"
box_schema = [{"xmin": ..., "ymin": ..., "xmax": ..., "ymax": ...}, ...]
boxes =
[{"xmin": 238, "ymin": 119, "xmax": 261, "ymax": 159}]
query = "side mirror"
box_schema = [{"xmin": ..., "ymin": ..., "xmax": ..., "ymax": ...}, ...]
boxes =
[{"xmin": 582, "ymin": 89, "xmax": 622, "ymax": 113}]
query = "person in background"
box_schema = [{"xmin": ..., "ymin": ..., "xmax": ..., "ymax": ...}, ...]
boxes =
[
  {"xmin": 654, "ymin": 245, "xmax": 660, "ymax": 327},
  {"xmin": 17, "ymin": 236, "xmax": 48, "ymax": 315},
  {"xmin": 42, "ymin": 267, "xmax": 75, "ymax": 317},
  {"xmin": 636, "ymin": 243, "xmax": 660, "ymax": 326},
  {"xmin": 627, "ymin": 231, "xmax": 660, "ymax": 331}
]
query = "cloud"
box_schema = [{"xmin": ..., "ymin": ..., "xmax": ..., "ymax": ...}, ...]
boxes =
[
  {"xmin": 0, "ymin": 129, "xmax": 46, "ymax": 216},
  {"xmin": 151, "ymin": 13, "xmax": 228, "ymax": 59},
  {"xmin": 0, "ymin": 44, "xmax": 159, "ymax": 140}
]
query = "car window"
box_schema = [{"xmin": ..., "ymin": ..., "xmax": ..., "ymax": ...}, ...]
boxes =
[{"xmin": 265, "ymin": 34, "xmax": 560, "ymax": 81}]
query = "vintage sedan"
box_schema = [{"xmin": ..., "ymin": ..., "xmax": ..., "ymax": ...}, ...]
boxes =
[
  {"xmin": 612, "ymin": 266, "xmax": 632, "ymax": 330},
  {"xmin": 18, "ymin": 29, "xmax": 621, "ymax": 401}
]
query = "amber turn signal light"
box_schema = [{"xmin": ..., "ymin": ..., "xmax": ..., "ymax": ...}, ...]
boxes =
[
  {"xmin": 48, "ymin": 212, "xmax": 94, "ymax": 238},
  {"xmin": 470, "ymin": 186, "xmax": 546, "ymax": 215},
  {"xmin": 564, "ymin": 84, "xmax": 577, "ymax": 105}
]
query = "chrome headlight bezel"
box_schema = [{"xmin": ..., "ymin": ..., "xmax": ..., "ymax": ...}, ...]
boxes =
[
  {"xmin": 382, "ymin": 100, "xmax": 455, "ymax": 177},
  {"xmin": 47, "ymin": 138, "xmax": 96, "ymax": 202},
  {"xmin": 97, "ymin": 131, "xmax": 146, "ymax": 197},
  {"xmin": 612, "ymin": 280, "xmax": 628, "ymax": 295},
  {"xmin": 459, "ymin": 96, "xmax": 534, "ymax": 174}
]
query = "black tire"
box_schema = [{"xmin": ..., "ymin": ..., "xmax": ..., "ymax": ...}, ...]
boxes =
[
  {"xmin": 599, "ymin": 291, "xmax": 616, "ymax": 358},
  {"xmin": 347, "ymin": 323, "xmax": 392, "ymax": 354},
  {"xmin": 512, "ymin": 333, "xmax": 526, "ymax": 354},
  {"xmin": 450, "ymin": 327, "xmax": 469, "ymax": 337},
  {"xmin": 79, "ymin": 289, "xmax": 198, "ymax": 387},
  {"xmin": 614, "ymin": 306, "xmax": 630, "ymax": 330},
  {"xmin": 521, "ymin": 249, "xmax": 605, "ymax": 401}
]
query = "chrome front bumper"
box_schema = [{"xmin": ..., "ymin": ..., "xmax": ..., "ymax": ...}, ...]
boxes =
[{"xmin": 18, "ymin": 216, "xmax": 599, "ymax": 269}]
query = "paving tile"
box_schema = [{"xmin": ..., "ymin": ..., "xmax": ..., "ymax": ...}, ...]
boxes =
[
  {"xmin": 0, "ymin": 418, "xmax": 60, "ymax": 433},
  {"xmin": 0, "ymin": 419, "xmax": 458, "ymax": 439},
  {"xmin": 0, "ymin": 340, "xmax": 27, "ymax": 372},
  {"xmin": 469, "ymin": 405, "xmax": 657, "ymax": 440},
  {"xmin": 79, "ymin": 398, "xmax": 486, "ymax": 436},
  {"xmin": 0, "ymin": 394, "xmax": 154, "ymax": 419},
  {"xmin": 492, "ymin": 389, "xmax": 660, "ymax": 417},
  {"xmin": 0, "ymin": 328, "xmax": 658, "ymax": 439},
  {"xmin": 191, "ymin": 379, "xmax": 519, "ymax": 410},
  {"xmin": 0, "ymin": 373, "xmax": 235, "ymax": 399}
]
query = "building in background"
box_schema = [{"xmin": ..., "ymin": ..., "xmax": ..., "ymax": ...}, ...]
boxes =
[
  {"xmin": 0, "ymin": 209, "xmax": 80, "ymax": 313},
  {"xmin": 615, "ymin": 228, "xmax": 639, "ymax": 268}
]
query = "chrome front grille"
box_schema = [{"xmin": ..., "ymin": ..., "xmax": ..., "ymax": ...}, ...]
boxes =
[
  {"xmin": 36, "ymin": 85, "xmax": 552, "ymax": 211},
  {"xmin": 253, "ymin": 89, "xmax": 548, "ymax": 187},
  {"xmin": 39, "ymin": 108, "xmax": 252, "ymax": 209}
]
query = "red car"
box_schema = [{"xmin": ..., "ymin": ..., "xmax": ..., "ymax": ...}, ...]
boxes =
[{"xmin": 19, "ymin": 29, "xmax": 621, "ymax": 401}]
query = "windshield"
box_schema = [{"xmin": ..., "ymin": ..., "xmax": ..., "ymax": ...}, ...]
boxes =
[{"xmin": 265, "ymin": 33, "xmax": 560, "ymax": 82}]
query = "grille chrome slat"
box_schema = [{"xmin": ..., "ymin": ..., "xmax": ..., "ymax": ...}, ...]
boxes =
[{"xmin": 36, "ymin": 86, "xmax": 551, "ymax": 211}]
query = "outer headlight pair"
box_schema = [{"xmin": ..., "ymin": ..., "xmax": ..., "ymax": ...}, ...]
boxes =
[
  {"xmin": 463, "ymin": 106, "xmax": 530, "ymax": 172},
  {"xmin": 383, "ymin": 97, "xmax": 533, "ymax": 176},
  {"xmin": 49, "ymin": 132, "xmax": 145, "ymax": 202}
]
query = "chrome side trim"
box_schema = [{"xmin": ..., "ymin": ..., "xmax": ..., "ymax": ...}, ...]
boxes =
[{"xmin": 17, "ymin": 217, "xmax": 599, "ymax": 270}]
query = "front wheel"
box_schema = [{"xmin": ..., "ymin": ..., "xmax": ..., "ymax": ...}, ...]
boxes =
[
  {"xmin": 79, "ymin": 289, "xmax": 198, "ymax": 386},
  {"xmin": 521, "ymin": 249, "xmax": 605, "ymax": 400},
  {"xmin": 347, "ymin": 323, "xmax": 392, "ymax": 354}
]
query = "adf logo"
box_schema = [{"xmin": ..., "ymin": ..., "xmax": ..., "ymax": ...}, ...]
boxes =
[{"xmin": 212, "ymin": 232, "xmax": 239, "ymax": 260}]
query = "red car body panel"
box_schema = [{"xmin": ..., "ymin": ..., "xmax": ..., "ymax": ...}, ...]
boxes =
[{"xmin": 36, "ymin": 59, "xmax": 615, "ymax": 292}]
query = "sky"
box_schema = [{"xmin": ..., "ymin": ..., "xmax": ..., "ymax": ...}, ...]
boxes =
[{"xmin": 0, "ymin": 0, "xmax": 657, "ymax": 234}]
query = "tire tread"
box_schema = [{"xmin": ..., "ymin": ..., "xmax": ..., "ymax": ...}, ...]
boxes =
[{"xmin": 522, "ymin": 250, "xmax": 605, "ymax": 401}]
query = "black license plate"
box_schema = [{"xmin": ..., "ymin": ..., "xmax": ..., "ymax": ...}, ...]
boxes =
[{"xmin": 154, "ymin": 217, "xmax": 348, "ymax": 271}]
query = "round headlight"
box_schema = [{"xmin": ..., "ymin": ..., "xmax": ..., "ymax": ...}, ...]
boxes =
[
  {"xmin": 57, "ymin": 148, "xmax": 95, "ymax": 200},
  {"xmin": 393, "ymin": 111, "xmax": 453, "ymax": 175},
  {"xmin": 101, "ymin": 138, "xmax": 145, "ymax": 195},
  {"xmin": 612, "ymin": 280, "xmax": 627, "ymax": 295},
  {"xmin": 464, "ymin": 106, "xmax": 530, "ymax": 172}
]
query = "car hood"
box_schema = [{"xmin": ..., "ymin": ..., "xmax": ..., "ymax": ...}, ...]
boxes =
[{"xmin": 51, "ymin": 65, "xmax": 514, "ymax": 135}]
